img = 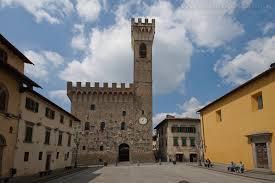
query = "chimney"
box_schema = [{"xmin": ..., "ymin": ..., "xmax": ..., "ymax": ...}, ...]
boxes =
[{"xmin": 270, "ymin": 63, "xmax": 275, "ymax": 68}]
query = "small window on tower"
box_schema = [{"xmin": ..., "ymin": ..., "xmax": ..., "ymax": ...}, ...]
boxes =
[
  {"xmin": 139, "ymin": 43, "xmax": 147, "ymax": 58},
  {"xmin": 90, "ymin": 104, "xmax": 95, "ymax": 110},
  {"xmin": 122, "ymin": 111, "xmax": 126, "ymax": 116},
  {"xmin": 100, "ymin": 122, "xmax": 105, "ymax": 131},
  {"xmin": 121, "ymin": 122, "xmax": 126, "ymax": 130}
]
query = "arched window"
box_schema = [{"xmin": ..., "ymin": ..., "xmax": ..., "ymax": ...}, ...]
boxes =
[
  {"xmin": 9, "ymin": 127, "xmax": 13, "ymax": 134},
  {"xmin": 84, "ymin": 122, "xmax": 90, "ymax": 130},
  {"xmin": 100, "ymin": 122, "xmax": 105, "ymax": 131},
  {"xmin": 121, "ymin": 122, "xmax": 126, "ymax": 130},
  {"xmin": 0, "ymin": 134, "xmax": 6, "ymax": 146},
  {"xmin": 0, "ymin": 48, "xmax": 8, "ymax": 63},
  {"xmin": 139, "ymin": 43, "xmax": 147, "ymax": 58},
  {"xmin": 0, "ymin": 83, "xmax": 8, "ymax": 112}
]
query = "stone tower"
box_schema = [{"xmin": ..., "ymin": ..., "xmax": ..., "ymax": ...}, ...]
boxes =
[
  {"xmin": 131, "ymin": 18, "xmax": 155, "ymax": 160},
  {"xmin": 67, "ymin": 18, "xmax": 155, "ymax": 164}
]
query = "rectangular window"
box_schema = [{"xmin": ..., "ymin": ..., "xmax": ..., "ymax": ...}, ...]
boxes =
[
  {"xmin": 60, "ymin": 115, "xmax": 64, "ymax": 123},
  {"xmin": 25, "ymin": 97, "xmax": 39, "ymax": 113},
  {"xmin": 181, "ymin": 137, "xmax": 187, "ymax": 146},
  {"xmin": 45, "ymin": 107, "xmax": 55, "ymax": 119},
  {"xmin": 90, "ymin": 104, "xmax": 95, "ymax": 110},
  {"xmin": 100, "ymin": 146, "xmax": 104, "ymax": 151},
  {"xmin": 216, "ymin": 110, "xmax": 222, "ymax": 122},
  {"xmin": 171, "ymin": 126, "xmax": 178, "ymax": 133},
  {"xmin": 58, "ymin": 131, "xmax": 63, "ymax": 146},
  {"xmin": 252, "ymin": 92, "xmax": 263, "ymax": 111},
  {"xmin": 82, "ymin": 146, "xmax": 86, "ymax": 150},
  {"xmin": 69, "ymin": 120, "xmax": 72, "ymax": 127},
  {"xmin": 56, "ymin": 152, "xmax": 59, "ymax": 159},
  {"xmin": 44, "ymin": 128, "xmax": 51, "ymax": 145},
  {"xmin": 24, "ymin": 124, "xmax": 33, "ymax": 143},
  {"xmin": 67, "ymin": 134, "xmax": 71, "ymax": 147},
  {"xmin": 173, "ymin": 137, "xmax": 179, "ymax": 146},
  {"xmin": 24, "ymin": 152, "xmax": 29, "ymax": 162},
  {"xmin": 38, "ymin": 152, "xmax": 43, "ymax": 160},
  {"xmin": 190, "ymin": 137, "xmax": 196, "ymax": 147},
  {"xmin": 64, "ymin": 152, "xmax": 70, "ymax": 161}
]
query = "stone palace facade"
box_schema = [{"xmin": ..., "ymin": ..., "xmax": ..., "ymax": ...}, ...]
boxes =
[{"xmin": 67, "ymin": 18, "xmax": 155, "ymax": 164}]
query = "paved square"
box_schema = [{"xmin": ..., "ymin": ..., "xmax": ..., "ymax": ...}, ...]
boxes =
[
  {"xmin": 48, "ymin": 164, "xmax": 273, "ymax": 183},
  {"xmin": 90, "ymin": 164, "xmax": 271, "ymax": 183}
]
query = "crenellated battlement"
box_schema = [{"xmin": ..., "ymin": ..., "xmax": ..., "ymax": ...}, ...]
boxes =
[
  {"xmin": 131, "ymin": 17, "xmax": 155, "ymax": 45},
  {"xmin": 67, "ymin": 82, "xmax": 134, "ymax": 95},
  {"xmin": 131, "ymin": 18, "xmax": 155, "ymax": 26},
  {"xmin": 67, "ymin": 82, "xmax": 135, "ymax": 103}
]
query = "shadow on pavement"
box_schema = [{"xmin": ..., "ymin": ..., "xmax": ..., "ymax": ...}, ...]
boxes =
[{"xmin": 46, "ymin": 166, "xmax": 103, "ymax": 183}]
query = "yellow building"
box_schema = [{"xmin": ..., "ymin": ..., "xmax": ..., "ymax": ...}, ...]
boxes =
[{"xmin": 198, "ymin": 64, "xmax": 275, "ymax": 172}]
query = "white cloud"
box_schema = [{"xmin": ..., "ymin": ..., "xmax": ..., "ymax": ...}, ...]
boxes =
[
  {"xmin": 76, "ymin": 0, "xmax": 101, "ymax": 22},
  {"xmin": 177, "ymin": 0, "xmax": 244, "ymax": 48},
  {"xmin": 25, "ymin": 50, "xmax": 64, "ymax": 81},
  {"xmin": 214, "ymin": 36, "xmax": 275, "ymax": 85},
  {"xmin": 61, "ymin": 1, "xmax": 193, "ymax": 94},
  {"xmin": 49, "ymin": 89, "xmax": 69, "ymax": 104},
  {"xmin": 263, "ymin": 22, "xmax": 275, "ymax": 35},
  {"xmin": 48, "ymin": 90, "xmax": 70, "ymax": 109},
  {"xmin": 0, "ymin": 0, "xmax": 74, "ymax": 24},
  {"xmin": 71, "ymin": 24, "xmax": 88, "ymax": 51},
  {"xmin": 61, "ymin": 0, "xmax": 247, "ymax": 94},
  {"xmin": 153, "ymin": 97, "xmax": 204, "ymax": 128}
]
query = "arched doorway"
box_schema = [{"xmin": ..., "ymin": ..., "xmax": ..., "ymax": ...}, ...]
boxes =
[
  {"xmin": 189, "ymin": 153, "xmax": 198, "ymax": 162},
  {"xmin": 0, "ymin": 135, "xmax": 6, "ymax": 176},
  {"xmin": 119, "ymin": 143, "xmax": 129, "ymax": 162}
]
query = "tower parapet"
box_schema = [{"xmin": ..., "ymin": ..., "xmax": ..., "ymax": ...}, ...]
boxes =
[
  {"xmin": 131, "ymin": 18, "xmax": 155, "ymax": 48},
  {"xmin": 67, "ymin": 82, "xmax": 134, "ymax": 101}
]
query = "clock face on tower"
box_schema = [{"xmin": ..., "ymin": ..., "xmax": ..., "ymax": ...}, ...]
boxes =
[{"xmin": 139, "ymin": 117, "xmax": 147, "ymax": 125}]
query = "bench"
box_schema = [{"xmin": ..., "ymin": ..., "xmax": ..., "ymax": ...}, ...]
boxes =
[
  {"xmin": 0, "ymin": 177, "xmax": 10, "ymax": 183},
  {"xmin": 38, "ymin": 170, "xmax": 52, "ymax": 177},
  {"xmin": 65, "ymin": 166, "xmax": 73, "ymax": 170}
]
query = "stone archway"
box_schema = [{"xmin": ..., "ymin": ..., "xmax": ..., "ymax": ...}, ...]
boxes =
[
  {"xmin": 119, "ymin": 143, "xmax": 129, "ymax": 162},
  {"xmin": 0, "ymin": 134, "xmax": 6, "ymax": 176}
]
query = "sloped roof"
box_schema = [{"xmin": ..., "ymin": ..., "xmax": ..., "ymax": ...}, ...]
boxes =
[
  {"xmin": 28, "ymin": 90, "xmax": 80, "ymax": 122},
  {"xmin": 154, "ymin": 117, "xmax": 200, "ymax": 130},
  {"xmin": 0, "ymin": 62, "xmax": 41, "ymax": 88},
  {"xmin": 0, "ymin": 33, "xmax": 33, "ymax": 64}
]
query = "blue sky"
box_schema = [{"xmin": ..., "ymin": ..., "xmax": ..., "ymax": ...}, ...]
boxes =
[{"xmin": 0, "ymin": 0, "xmax": 274, "ymax": 126}]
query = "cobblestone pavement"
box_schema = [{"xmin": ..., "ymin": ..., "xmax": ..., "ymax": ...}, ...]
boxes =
[{"xmin": 47, "ymin": 164, "xmax": 274, "ymax": 183}]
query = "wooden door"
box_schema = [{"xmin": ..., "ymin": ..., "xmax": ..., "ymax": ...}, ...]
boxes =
[
  {"xmin": 45, "ymin": 154, "xmax": 51, "ymax": 171},
  {"xmin": 176, "ymin": 154, "xmax": 183, "ymax": 162},
  {"xmin": 256, "ymin": 143, "xmax": 269, "ymax": 169}
]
